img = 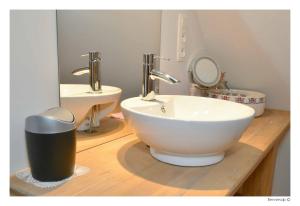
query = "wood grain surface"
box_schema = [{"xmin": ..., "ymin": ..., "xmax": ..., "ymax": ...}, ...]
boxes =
[{"xmin": 10, "ymin": 109, "xmax": 290, "ymax": 196}]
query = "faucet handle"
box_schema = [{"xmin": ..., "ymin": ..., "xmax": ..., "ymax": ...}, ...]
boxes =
[
  {"xmin": 81, "ymin": 53, "xmax": 89, "ymax": 57},
  {"xmin": 81, "ymin": 52, "xmax": 102, "ymax": 62},
  {"xmin": 154, "ymin": 55, "xmax": 170, "ymax": 61},
  {"xmin": 143, "ymin": 53, "xmax": 170, "ymax": 66}
]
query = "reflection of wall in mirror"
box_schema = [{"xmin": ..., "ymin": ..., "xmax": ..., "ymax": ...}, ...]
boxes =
[{"xmin": 57, "ymin": 11, "xmax": 161, "ymax": 99}]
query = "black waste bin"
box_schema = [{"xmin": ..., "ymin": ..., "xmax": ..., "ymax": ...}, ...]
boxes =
[{"xmin": 25, "ymin": 107, "xmax": 76, "ymax": 181}]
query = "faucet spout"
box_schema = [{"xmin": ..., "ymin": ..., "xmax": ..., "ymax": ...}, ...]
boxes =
[
  {"xmin": 142, "ymin": 53, "xmax": 180, "ymax": 99},
  {"xmin": 150, "ymin": 70, "xmax": 180, "ymax": 84},
  {"xmin": 72, "ymin": 67, "xmax": 90, "ymax": 76}
]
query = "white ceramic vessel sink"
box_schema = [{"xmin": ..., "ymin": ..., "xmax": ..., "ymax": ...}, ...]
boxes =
[
  {"xmin": 121, "ymin": 95, "xmax": 255, "ymax": 166},
  {"xmin": 60, "ymin": 84, "xmax": 121, "ymax": 126}
]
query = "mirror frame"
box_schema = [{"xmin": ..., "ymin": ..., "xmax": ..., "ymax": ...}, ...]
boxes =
[{"xmin": 189, "ymin": 56, "xmax": 221, "ymax": 87}]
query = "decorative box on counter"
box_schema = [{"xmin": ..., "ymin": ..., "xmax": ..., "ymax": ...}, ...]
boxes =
[{"xmin": 208, "ymin": 89, "xmax": 266, "ymax": 117}]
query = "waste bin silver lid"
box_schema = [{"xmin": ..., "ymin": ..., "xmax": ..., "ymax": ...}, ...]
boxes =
[
  {"xmin": 41, "ymin": 107, "xmax": 75, "ymax": 123},
  {"xmin": 25, "ymin": 107, "xmax": 76, "ymax": 134}
]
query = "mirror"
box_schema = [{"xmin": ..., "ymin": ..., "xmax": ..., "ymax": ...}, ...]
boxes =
[
  {"xmin": 190, "ymin": 57, "xmax": 221, "ymax": 87},
  {"xmin": 56, "ymin": 10, "xmax": 162, "ymax": 148},
  {"xmin": 57, "ymin": 10, "xmax": 161, "ymax": 100}
]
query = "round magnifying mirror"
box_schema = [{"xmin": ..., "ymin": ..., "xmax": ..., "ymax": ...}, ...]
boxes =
[{"xmin": 190, "ymin": 57, "xmax": 221, "ymax": 87}]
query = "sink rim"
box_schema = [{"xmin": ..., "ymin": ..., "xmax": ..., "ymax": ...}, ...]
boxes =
[
  {"xmin": 60, "ymin": 84, "xmax": 122, "ymax": 98},
  {"xmin": 121, "ymin": 95, "xmax": 255, "ymax": 123}
]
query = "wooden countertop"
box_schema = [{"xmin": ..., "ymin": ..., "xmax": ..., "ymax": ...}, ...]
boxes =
[
  {"xmin": 76, "ymin": 115, "xmax": 132, "ymax": 152},
  {"xmin": 10, "ymin": 109, "xmax": 290, "ymax": 196}
]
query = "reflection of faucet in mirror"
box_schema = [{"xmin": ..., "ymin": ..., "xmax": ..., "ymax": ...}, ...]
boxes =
[
  {"xmin": 142, "ymin": 53, "xmax": 180, "ymax": 101},
  {"xmin": 72, "ymin": 51, "xmax": 102, "ymax": 92}
]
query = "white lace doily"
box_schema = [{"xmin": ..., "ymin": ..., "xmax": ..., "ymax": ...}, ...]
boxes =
[{"xmin": 15, "ymin": 165, "xmax": 90, "ymax": 188}]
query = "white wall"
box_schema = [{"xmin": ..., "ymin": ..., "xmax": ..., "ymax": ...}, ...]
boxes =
[
  {"xmin": 195, "ymin": 11, "xmax": 290, "ymax": 110},
  {"xmin": 57, "ymin": 10, "xmax": 161, "ymax": 99},
  {"xmin": 10, "ymin": 10, "xmax": 59, "ymax": 173},
  {"xmin": 160, "ymin": 10, "xmax": 290, "ymax": 195},
  {"xmin": 159, "ymin": 11, "xmax": 208, "ymax": 95}
]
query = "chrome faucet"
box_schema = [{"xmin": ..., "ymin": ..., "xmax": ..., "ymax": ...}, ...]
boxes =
[
  {"xmin": 72, "ymin": 51, "xmax": 102, "ymax": 92},
  {"xmin": 142, "ymin": 53, "xmax": 180, "ymax": 99}
]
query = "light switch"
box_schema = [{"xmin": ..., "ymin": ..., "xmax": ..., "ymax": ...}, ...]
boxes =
[{"xmin": 176, "ymin": 13, "xmax": 186, "ymax": 62}]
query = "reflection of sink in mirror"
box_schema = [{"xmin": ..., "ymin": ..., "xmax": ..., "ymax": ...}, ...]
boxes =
[
  {"xmin": 60, "ymin": 84, "xmax": 122, "ymax": 129},
  {"xmin": 121, "ymin": 95, "xmax": 255, "ymax": 166}
]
